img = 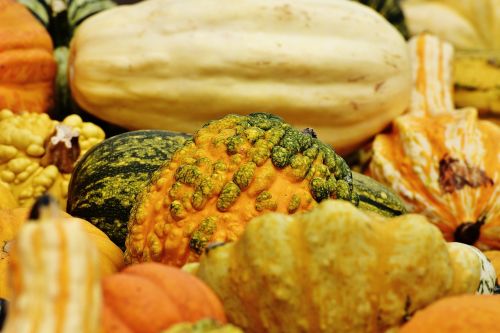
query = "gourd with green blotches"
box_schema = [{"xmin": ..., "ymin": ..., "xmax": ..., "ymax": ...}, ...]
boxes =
[{"xmin": 125, "ymin": 113, "xmax": 406, "ymax": 267}]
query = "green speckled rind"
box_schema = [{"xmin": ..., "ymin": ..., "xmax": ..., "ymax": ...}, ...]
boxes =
[
  {"xmin": 67, "ymin": 130, "xmax": 189, "ymax": 248},
  {"xmin": 352, "ymin": 171, "xmax": 407, "ymax": 216}
]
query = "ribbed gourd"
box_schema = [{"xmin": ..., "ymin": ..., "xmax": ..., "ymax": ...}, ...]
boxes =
[
  {"xmin": 69, "ymin": 0, "xmax": 412, "ymax": 154},
  {"xmin": 0, "ymin": 109, "xmax": 105, "ymax": 209},
  {"xmin": 2, "ymin": 195, "xmax": 101, "ymax": 333},
  {"xmin": 368, "ymin": 34, "xmax": 500, "ymax": 250},
  {"xmin": 0, "ymin": 0, "xmax": 56, "ymax": 114},
  {"xmin": 194, "ymin": 199, "xmax": 456, "ymax": 333},
  {"xmin": 67, "ymin": 130, "xmax": 189, "ymax": 249}
]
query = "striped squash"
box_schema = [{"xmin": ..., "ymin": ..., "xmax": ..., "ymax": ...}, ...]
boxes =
[
  {"xmin": 67, "ymin": 130, "xmax": 189, "ymax": 248},
  {"xmin": 369, "ymin": 34, "xmax": 500, "ymax": 249},
  {"xmin": 2, "ymin": 195, "xmax": 101, "ymax": 333}
]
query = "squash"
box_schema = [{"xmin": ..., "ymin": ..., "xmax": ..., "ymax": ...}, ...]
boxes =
[
  {"xmin": 162, "ymin": 319, "xmax": 242, "ymax": 333},
  {"xmin": 0, "ymin": 109, "xmax": 105, "ymax": 209},
  {"xmin": 0, "ymin": 0, "xmax": 56, "ymax": 114},
  {"xmin": 126, "ymin": 113, "xmax": 405, "ymax": 267},
  {"xmin": 352, "ymin": 0, "xmax": 409, "ymax": 38},
  {"xmin": 69, "ymin": 0, "xmax": 411, "ymax": 155},
  {"xmin": 67, "ymin": 130, "xmax": 189, "ymax": 248},
  {"xmin": 368, "ymin": 34, "xmax": 500, "ymax": 249},
  {"xmin": 194, "ymin": 199, "xmax": 455, "ymax": 333},
  {"xmin": 102, "ymin": 262, "xmax": 226, "ymax": 333},
  {"xmin": 2, "ymin": 195, "xmax": 102, "ymax": 333},
  {"xmin": 0, "ymin": 183, "xmax": 16, "ymax": 210},
  {"xmin": 484, "ymin": 250, "xmax": 500, "ymax": 281},
  {"xmin": 399, "ymin": 294, "xmax": 500, "ymax": 333},
  {"xmin": 447, "ymin": 242, "xmax": 497, "ymax": 295},
  {"xmin": 401, "ymin": 0, "xmax": 499, "ymax": 50},
  {"xmin": 0, "ymin": 201, "xmax": 124, "ymax": 300}
]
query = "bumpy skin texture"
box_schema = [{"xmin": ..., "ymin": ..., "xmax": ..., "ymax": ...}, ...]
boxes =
[
  {"xmin": 399, "ymin": 295, "xmax": 500, "ymax": 333},
  {"xmin": 0, "ymin": 110, "xmax": 105, "ymax": 209},
  {"xmin": 195, "ymin": 200, "xmax": 454, "ymax": 333},
  {"xmin": 162, "ymin": 319, "xmax": 242, "ymax": 333},
  {"xmin": 125, "ymin": 113, "xmax": 353, "ymax": 266},
  {"xmin": 67, "ymin": 130, "xmax": 188, "ymax": 248}
]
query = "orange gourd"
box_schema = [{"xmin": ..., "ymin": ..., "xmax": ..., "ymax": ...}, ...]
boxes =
[
  {"xmin": 0, "ymin": 0, "xmax": 56, "ymax": 113},
  {"xmin": 102, "ymin": 262, "xmax": 226, "ymax": 333},
  {"xmin": 369, "ymin": 34, "xmax": 499, "ymax": 249},
  {"xmin": 400, "ymin": 295, "xmax": 500, "ymax": 333}
]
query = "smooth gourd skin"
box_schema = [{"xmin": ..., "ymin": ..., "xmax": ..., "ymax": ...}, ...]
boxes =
[
  {"xmin": 0, "ymin": 0, "xmax": 56, "ymax": 114},
  {"xmin": 399, "ymin": 295, "xmax": 500, "ymax": 333},
  {"xmin": 102, "ymin": 262, "xmax": 226, "ymax": 333},
  {"xmin": 195, "ymin": 200, "xmax": 454, "ymax": 333},
  {"xmin": 67, "ymin": 130, "xmax": 189, "ymax": 248},
  {"xmin": 125, "ymin": 113, "xmax": 355, "ymax": 267},
  {"xmin": 69, "ymin": 0, "xmax": 411, "ymax": 154}
]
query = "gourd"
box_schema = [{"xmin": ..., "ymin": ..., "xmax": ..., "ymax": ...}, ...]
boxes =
[
  {"xmin": 125, "ymin": 113, "xmax": 406, "ymax": 267},
  {"xmin": 0, "ymin": 183, "xmax": 16, "ymax": 210},
  {"xmin": 368, "ymin": 34, "xmax": 500, "ymax": 249},
  {"xmin": 399, "ymin": 294, "xmax": 500, "ymax": 333},
  {"xmin": 69, "ymin": 0, "xmax": 411, "ymax": 155},
  {"xmin": 102, "ymin": 262, "xmax": 226, "ymax": 333},
  {"xmin": 2, "ymin": 195, "xmax": 102, "ymax": 333},
  {"xmin": 194, "ymin": 199, "xmax": 455, "ymax": 333},
  {"xmin": 0, "ymin": 109, "xmax": 105, "ymax": 209},
  {"xmin": 0, "ymin": 0, "xmax": 56, "ymax": 114},
  {"xmin": 484, "ymin": 250, "xmax": 500, "ymax": 281},
  {"xmin": 0, "ymin": 202, "xmax": 124, "ymax": 299},
  {"xmin": 162, "ymin": 319, "xmax": 243, "ymax": 333},
  {"xmin": 447, "ymin": 242, "xmax": 497, "ymax": 295},
  {"xmin": 67, "ymin": 130, "xmax": 189, "ymax": 248}
]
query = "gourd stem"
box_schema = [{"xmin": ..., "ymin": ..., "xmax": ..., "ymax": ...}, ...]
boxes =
[
  {"xmin": 454, "ymin": 219, "xmax": 485, "ymax": 245},
  {"xmin": 28, "ymin": 194, "xmax": 60, "ymax": 221}
]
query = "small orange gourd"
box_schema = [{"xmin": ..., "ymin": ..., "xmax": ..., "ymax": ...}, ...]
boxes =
[
  {"xmin": 399, "ymin": 295, "xmax": 500, "ymax": 333},
  {"xmin": 102, "ymin": 262, "xmax": 226, "ymax": 333},
  {"xmin": 0, "ymin": 0, "xmax": 56, "ymax": 113}
]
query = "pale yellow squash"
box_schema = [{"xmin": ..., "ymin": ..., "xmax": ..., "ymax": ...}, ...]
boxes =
[{"xmin": 69, "ymin": 0, "xmax": 411, "ymax": 154}]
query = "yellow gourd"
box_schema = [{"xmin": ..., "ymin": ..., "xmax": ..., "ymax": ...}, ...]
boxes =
[{"xmin": 0, "ymin": 109, "xmax": 105, "ymax": 209}]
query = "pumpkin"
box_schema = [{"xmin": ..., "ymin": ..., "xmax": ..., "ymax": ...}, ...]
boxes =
[
  {"xmin": 446, "ymin": 242, "xmax": 497, "ymax": 295},
  {"xmin": 125, "ymin": 113, "xmax": 406, "ymax": 267},
  {"xmin": 399, "ymin": 294, "xmax": 500, "ymax": 333},
  {"xmin": 162, "ymin": 319, "xmax": 242, "ymax": 333},
  {"xmin": 102, "ymin": 262, "xmax": 226, "ymax": 333},
  {"xmin": 67, "ymin": 130, "xmax": 189, "ymax": 248},
  {"xmin": 2, "ymin": 195, "xmax": 102, "ymax": 333},
  {"xmin": 0, "ymin": 0, "xmax": 56, "ymax": 114},
  {"xmin": 0, "ymin": 109, "xmax": 105, "ymax": 209},
  {"xmin": 368, "ymin": 34, "xmax": 500, "ymax": 249},
  {"xmin": 0, "ymin": 201, "xmax": 124, "ymax": 299},
  {"xmin": 484, "ymin": 250, "xmax": 500, "ymax": 281},
  {"xmin": 69, "ymin": 0, "xmax": 411, "ymax": 155},
  {"xmin": 194, "ymin": 199, "xmax": 455, "ymax": 332}
]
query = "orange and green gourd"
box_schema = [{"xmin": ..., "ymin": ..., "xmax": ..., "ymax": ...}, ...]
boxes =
[
  {"xmin": 368, "ymin": 34, "xmax": 499, "ymax": 249},
  {"xmin": 125, "ymin": 113, "xmax": 356, "ymax": 266}
]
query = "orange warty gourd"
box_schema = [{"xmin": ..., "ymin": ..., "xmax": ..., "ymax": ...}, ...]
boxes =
[
  {"xmin": 0, "ymin": 0, "xmax": 56, "ymax": 113},
  {"xmin": 399, "ymin": 295, "xmax": 500, "ymax": 333},
  {"xmin": 369, "ymin": 34, "xmax": 499, "ymax": 249},
  {"xmin": 102, "ymin": 262, "xmax": 226, "ymax": 333}
]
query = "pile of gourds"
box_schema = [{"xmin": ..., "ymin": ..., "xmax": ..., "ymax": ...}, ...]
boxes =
[{"xmin": 0, "ymin": 0, "xmax": 499, "ymax": 332}]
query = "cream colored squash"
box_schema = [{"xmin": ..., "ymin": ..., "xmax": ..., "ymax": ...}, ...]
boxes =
[{"xmin": 69, "ymin": 0, "xmax": 411, "ymax": 154}]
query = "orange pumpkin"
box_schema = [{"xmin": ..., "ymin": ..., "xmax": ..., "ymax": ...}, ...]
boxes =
[
  {"xmin": 102, "ymin": 262, "xmax": 226, "ymax": 333},
  {"xmin": 0, "ymin": 0, "xmax": 56, "ymax": 113},
  {"xmin": 400, "ymin": 295, "xmax": 500, "ymax": 333},
  {"xmin": 369, "ymin": 34, "xmax": 499, "ymax": 249}
]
